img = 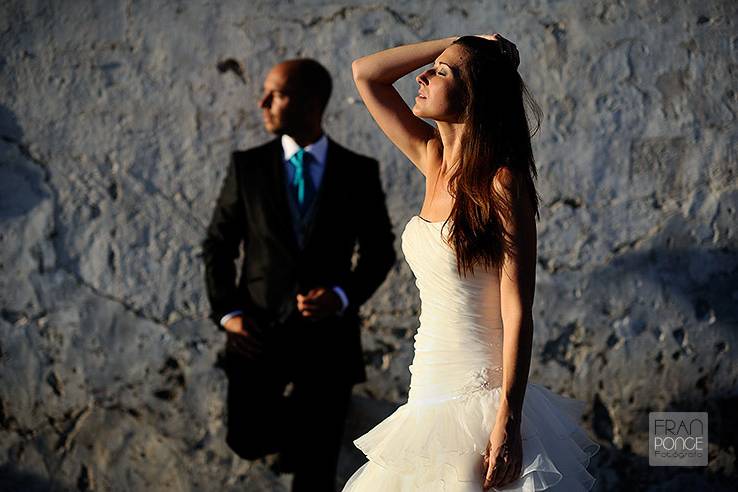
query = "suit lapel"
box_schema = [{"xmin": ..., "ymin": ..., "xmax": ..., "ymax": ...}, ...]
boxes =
[
  {"xmin": 302, "ymin": 137, "xmax": 341, "ymax": 252},
  {"xmin": 263, "ymin": 138, "xmax": 300, "ymax": 256}
]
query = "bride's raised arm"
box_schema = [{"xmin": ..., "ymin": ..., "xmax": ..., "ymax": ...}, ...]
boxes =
[{"xmin": 351, "ymin": 36, "xmax": 458, "ymax": 176}]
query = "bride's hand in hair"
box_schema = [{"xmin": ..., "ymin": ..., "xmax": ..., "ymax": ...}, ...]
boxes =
[{"xmin": 476, "ymin": 33, "xmax": 520, "ymax": 68}]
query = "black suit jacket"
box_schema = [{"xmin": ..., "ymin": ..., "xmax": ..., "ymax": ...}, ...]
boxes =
[{"xmin": 202, "ymin": 136, "xmax": 396, "ymax": 384}]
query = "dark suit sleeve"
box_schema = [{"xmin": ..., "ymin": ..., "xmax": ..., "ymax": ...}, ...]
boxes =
[
  {"xmin": 341, "ymin": 159, "xmax": 397, "ymax": 309},
  {"xmin": 202, "ymin": 152, "xmax": 250, "ymax": 328}
]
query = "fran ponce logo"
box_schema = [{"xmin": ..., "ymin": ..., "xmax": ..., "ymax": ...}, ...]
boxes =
[{"xmin": 649, "ymin": 412, "xmax": 708, "ymax": 466}]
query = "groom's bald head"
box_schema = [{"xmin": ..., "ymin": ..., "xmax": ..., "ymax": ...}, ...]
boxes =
[
  {"xmin": 259, "ymin": 58, "xmax": 333, "ymax": 135},
  {"xmin": 275, "ymin": 59, "xmax": 333, "ymax": 115}
]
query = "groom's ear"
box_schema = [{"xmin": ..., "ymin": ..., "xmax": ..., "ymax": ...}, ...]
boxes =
[{"xmin": 297, "ymin": 95, "xmax": 326, "ymax": 120}]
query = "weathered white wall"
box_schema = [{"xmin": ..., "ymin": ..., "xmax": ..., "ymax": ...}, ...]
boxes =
[{"xmin": 1, "ymin": 0, "xmax": 736, "ymax": 490}]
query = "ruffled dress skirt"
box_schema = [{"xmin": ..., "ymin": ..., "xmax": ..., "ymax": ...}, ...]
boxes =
[{"xmin": 343, "ymin": 375, "xmax": 600, "ymax": 491}]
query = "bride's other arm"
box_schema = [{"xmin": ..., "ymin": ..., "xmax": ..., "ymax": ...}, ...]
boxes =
[
  {"xmin": 482, "ymin": 168, "xmax": 537, "ymax": 489},
  {"xmin": 496, "ymin": 167, "xmax": 537, "ymax": 418},
  {"xmin": 351, "ymin": 37, "xmax": 457, "ymax": 176}
]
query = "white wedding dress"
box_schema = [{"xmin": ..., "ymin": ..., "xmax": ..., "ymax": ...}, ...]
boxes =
[{"xmin": 343, "ymin": 216, "xmax": 600, "ymax": 491}]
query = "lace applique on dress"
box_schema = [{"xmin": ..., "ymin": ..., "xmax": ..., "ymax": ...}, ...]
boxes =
[{"xmin": 460, "ymin": 366, "xmax": 503, "ymax": 400}]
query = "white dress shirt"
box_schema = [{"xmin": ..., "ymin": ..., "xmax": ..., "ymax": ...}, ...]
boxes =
[{"xmin": 220, "ymin": 134, "xmax": 350, "ymax": 327}]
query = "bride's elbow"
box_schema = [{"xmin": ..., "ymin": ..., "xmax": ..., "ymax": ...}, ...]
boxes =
[
  {"xmin": 352, "ymin": 57, "xmax": 381, "ymax": 83},
  {"xmin": 351, "ymin": 58, "xmax": 368, "ymax": 82}
]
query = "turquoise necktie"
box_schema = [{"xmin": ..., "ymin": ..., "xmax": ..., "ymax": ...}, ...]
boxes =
[{"xmin": 288, "ymin": 148, "xmax": 316, "ymax": 216}]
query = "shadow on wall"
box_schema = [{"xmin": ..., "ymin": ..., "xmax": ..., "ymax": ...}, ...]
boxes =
[
  {"xmin": 584, "ymin": 428, "xmax": 736, "ymax": 492},
  {"xmin": 0, "ymin": 463, "xmax": 74, "ymax": 492},
  {"xmin": 0, "ymin": 104, "xmax": 50, "ymax": 222},
  {"xmin": 557, "ymin": 240, "xmax": 736, "ymax": 428},
  {"xmin": 541, "ymin": 234, "xmax": 737, "ymax": 489},
  {"xmin": 541, "ymin": 241, "xmax": 737, "ymax": 385},
  {"xmin": 0, "ymin": 104, "xmax": 22, "ymax": 142},
  {"xmin": 596, "ymin": 245, "xmax": 737, "ymax": 328}
]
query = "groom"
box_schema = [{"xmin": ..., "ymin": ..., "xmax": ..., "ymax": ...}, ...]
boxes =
[{"xmin": 202, "ymin": 58, "xmax": 396, "ymax": 491}]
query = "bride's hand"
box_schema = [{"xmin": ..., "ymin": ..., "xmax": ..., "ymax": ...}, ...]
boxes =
[{"xmin": 481, "ymin": 410, "xmax": 523, "ymax": 490}]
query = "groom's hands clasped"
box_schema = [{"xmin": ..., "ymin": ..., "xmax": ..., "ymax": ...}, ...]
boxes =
[{"xmin": 296, "ymin": 287, "xmax": 342, "ymax": 320}]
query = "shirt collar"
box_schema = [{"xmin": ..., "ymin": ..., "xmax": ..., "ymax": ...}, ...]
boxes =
[{"xmin": 281, "ymin": 133, "xmax": 329, "ymax": 166}]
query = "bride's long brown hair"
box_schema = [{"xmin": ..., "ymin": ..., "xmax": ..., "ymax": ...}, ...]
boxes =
[{"xmin": 440, "ymin": 35, "xmax": 543, "ymax": 278}]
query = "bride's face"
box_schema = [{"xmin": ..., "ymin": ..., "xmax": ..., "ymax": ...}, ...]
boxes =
[{"xmin": 412, "ymin": 44, "xmax": 468, "ymax": 123}]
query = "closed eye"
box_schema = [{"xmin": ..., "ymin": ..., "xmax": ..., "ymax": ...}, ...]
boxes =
[{"xmin": 432, "ymin": 66, "xmax": 446, "ymax": 76}]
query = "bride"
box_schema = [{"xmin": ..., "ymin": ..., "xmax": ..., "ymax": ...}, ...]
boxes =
[{"xmin": 344, "ymin": 34, "xmax": 600, "ymax": 491}]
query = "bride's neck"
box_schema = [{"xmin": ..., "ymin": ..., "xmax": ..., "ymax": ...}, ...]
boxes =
[{"xmin": 436, "ymin": 121, "xmax": 465, "ymax": 176}]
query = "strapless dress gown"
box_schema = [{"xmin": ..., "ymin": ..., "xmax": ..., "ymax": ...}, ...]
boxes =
[{"xmin": 343, "ymin": 216, "xmax": 600, "ymax": 491}]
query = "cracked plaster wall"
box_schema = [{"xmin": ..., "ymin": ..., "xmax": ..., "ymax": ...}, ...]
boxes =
[{"xmin": 1, "ymin": 0, "xmax": 736, "ymax": 490}]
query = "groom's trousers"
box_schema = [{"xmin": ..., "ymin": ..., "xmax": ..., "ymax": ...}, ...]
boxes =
[{"xmin": 222, "ymin": 308, "xmax": 355, "ymax": 492}]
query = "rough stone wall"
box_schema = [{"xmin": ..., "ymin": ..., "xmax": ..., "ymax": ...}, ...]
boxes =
[{"xmin": 1, "ymin": 0, "xmax": 736, "ymax": 490}]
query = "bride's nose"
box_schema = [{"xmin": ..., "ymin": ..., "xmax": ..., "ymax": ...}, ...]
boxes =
[{"xmin": 416, "ymin": 69, "xmax": 430, "ymax": 86}]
